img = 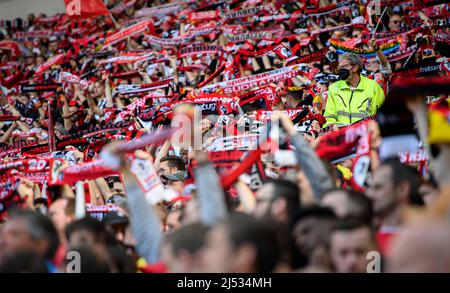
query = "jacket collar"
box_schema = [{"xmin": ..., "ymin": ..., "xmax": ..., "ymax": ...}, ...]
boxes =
[{"xmin": 337, "ymin": 74, "xmax": 367, "ymax": 91}]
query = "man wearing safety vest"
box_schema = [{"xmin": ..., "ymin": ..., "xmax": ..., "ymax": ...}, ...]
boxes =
[{"xmin": 324, "ymin": 53, "xmax": 385, "ymax": 127}]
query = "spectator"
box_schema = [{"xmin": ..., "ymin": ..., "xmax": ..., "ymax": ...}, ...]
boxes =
[
  {"xmin": 291, "ymin": 206, "xmax": 337, "ymax": 269},
  {"xmin": 324, "ymin": 53, "xmax": 385, "ymax": 127},
  {"xmin": 0, "ymin": 209, "xmax": 59, "ymax": 272},
  {"xmin": 158, "ymin": 155, "xmax": 186, "ymax": 177},
  {"xmin": 321, "ymin": 188, "xmax": 373, "ymax": 224},
  {"xmin": 329, "ymin": 219, "xmax": 378, "ymax": 273},
  {"xmin": 0, "ymin": 251, "xmax": 48, "ymax": 273},
  {"xmin": 199, "ymin": 213, "xmax": 280, "ymax": 273},
  {"xmin": 65, "ymin": 217, "xmax": 110, "ymax": 248},
  {"xmin": 49, "ymin": 197, "xmax": 75, "ymax": 244},
  {"xmin": 64, "ymin": 245, "xmax": 113, "ymax": 273},
  {"xmin": 161, "ymin": 223, "xmax": 209, "ymax": 273},
  {"xmin": 366, "ymin": 159, "xmax": 424, "ymax": 228},
  {"xmin": 366, "ymin": 39, "xmax": 393, "ymax": 88},
  {"xmin": 254, "ymin": 178, "xmax": 300, "ymax": 224},
  {"xmin": 366, "ymin": 159, "xmax": 425, "ymax": 253},
  {"xmin": 0, "ymin": 0, "xmax": 448, "ymax": 275},
  {"xmin": 388, "ymin": 14, "xmax": 403, "ymax": 32}
]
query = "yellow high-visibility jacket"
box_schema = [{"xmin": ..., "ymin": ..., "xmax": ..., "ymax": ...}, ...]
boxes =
[{"xmin": 324, "ymin": 75, "xmax": 385, "ymax": 127}]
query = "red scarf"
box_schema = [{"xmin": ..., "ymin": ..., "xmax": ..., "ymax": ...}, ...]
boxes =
[
  {"xmin": 0, "ymin": 41, "xmax": 20, "ymax": 58},
  {"xmin": 201, "ymin": 65, "xmax": 308, "ymax": 94},
  {"xmin": 104, "ymin": 20, "xmax": 155, "ymax": 47}
]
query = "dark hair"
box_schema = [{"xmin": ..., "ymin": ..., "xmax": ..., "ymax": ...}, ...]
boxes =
[
  {"xmin": 106, "ymin": 245, "xmax": 135, "ymax": 273},
  {"xmin": 292, "ymin": 205, "xmax": 337, "ymax": 227},
  {"xmin": 345, "ymin": 190, "xmax": 373, "ymax": 225},
  {"xmin": 224, "ymin": 213, "xmax": 280, "ymax": 273},
  {"xmin": 160, "ymin": 155, "xmax": 186, "ymax": 171},
  {"xmin": 166, "ymin": 223, "xmax": 210, "ymax": 256},
  {"xmin": 0, "ymin": 251, "xmax": 48, "ymax": 273},
  {"xmin": 332, "ymin": 218, "xmax": 375, "ymax": 241},
  {"xmin": 284, "ymin": 90, "xmax": 303, "ymax": 101},
  {"xmin": 65, "ymin": 246, "xmax": 111, "ymax": 273},
  {"xmin": 381, "ymin": 158, "xmax": 424, "ymax": 206},
  {"xmin": 8, "ymin": 209, "xmax": 60, "ymax": 260},
  {"xmin": 65, "ymin": 217, "xmax": 110, "ymax": 245},
  {"xmin": 390, "ymin": 13, "xmax": 402, "ymax": 20},
  {"xmin": 322, "ymin": 188, "xmax": 373, "ymax": 224},
  {"xmin": 265, "ymin": 178, "xmax": 301, "ymax": 222}
]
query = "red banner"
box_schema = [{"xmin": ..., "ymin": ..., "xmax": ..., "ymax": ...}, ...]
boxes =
[{"xmin": 64, "ymin": 0, "xmax": 109, "ymax": 18}]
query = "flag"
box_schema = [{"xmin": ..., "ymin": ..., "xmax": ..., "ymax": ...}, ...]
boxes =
[{"xmin": 64, "ymin": 0, "xmax": 109, "ymax": 18}]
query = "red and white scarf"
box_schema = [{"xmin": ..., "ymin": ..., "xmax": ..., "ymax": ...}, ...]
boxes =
[
  {"xmin": 48, "ymin": 128, "xmax": 175, "ymax": 185},
  {"xmin": 110, "ymin": 0, "xmax": 137, "ymax": 15},
  {"xmin": 179, "ymin": 45, "xmax": 223, "ymax": 58},
  {"xmin": 135, "ymin": 3, "xmax": 180, "ymax": 18},
  {"xmin": 239, "ymin": 43, "xmax": 291, "ymax": 59},
  {"xmin": 146, "ymin": 34, "xmax": 193, "ymax": 48},
  {"xmin": 112, "ymin": 78, "xmax": 173, "ymax": 95},
  {"xmin": 0, "ymin": 41, "xmax": 21, "ymax": 58},
  {"xmin": 221, "ymin": 6, "xmax": 264, "ymax": 20},
  {"xmin": 287, "ymin": 47, "xmax": 328, "ymax": 65},
  {"xmin": 0, "ymin": 158, "xmax": 52, "ymax": 173},
  {"xmin": 13, "ymin": 30, "xmax": 60, "ymax": 41},
  {"xmin": 104, "ymin": 19, "xmax": 154, "ymax": 47},
  {"xmin": 207, "ymin": 135, "xmax": 260, "ymax": 152},
  {"xmin": 188, "ymin": 11, "xmax": 220, "ymax": 22},
  {"xmin": 10, "ymin": 171, "xmax": 48, "ymax": 183},
  {"xmin": 99, "ymin": 51, "xmax": 156, "ymax": 65},
  {"xmin": 225, "ymin": 30, "xmax": 277, "ymax": 43},
  {"xmin": 201, "ymin": 65, "xmax": 308, "ymax": 94},
  {"xmin": 35, "ymin": 54, "xmax": 67, "ymax": 75}
]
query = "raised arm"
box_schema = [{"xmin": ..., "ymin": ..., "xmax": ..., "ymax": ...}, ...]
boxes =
[
  {"xmin": 276, "ymin": 114, "xmax": 334, "ymax": 200},
  {"xmin": 193, "ymin": 151, "xmax": 228, "ymax": 225}
]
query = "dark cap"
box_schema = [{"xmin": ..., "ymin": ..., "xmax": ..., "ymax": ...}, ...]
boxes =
[{"xmin": 102, "ymin": 211, "xmax": 129, "ymax": 226}]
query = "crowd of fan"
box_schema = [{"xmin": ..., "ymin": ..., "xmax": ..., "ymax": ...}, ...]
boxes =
[{"xmin": 0, "ymin": 0, "xmax": 450, "ymax": 273}]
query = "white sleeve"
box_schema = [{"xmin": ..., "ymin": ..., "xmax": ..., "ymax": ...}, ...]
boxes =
[{"xmin": 379, "ymin": 61, "xmax": 392, "ymax": 79}]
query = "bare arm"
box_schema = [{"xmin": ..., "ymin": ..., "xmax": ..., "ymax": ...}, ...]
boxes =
[
  {"xmin": 234, "ymin": 180, "xmax": 256, "ymax": 214},
  {"xmin": 6, "ymin": 105, "xmax": 29, "ymax": 132},
  {"xmin": 85, "ymin": 91, "xmax": 104, "ymax": 117},
  {"xmin": 88, "ymin": 180, "xmax": 105, "ymax": 206},
  {"xmin": 104, "ymin": 77, "xmax": 114, "ymax": 108},
  {"xmin": 61, "ymin": 95, "xmax": 73, "ymax": 131},
  {"xmin": 94, "ymin": 177, "xmax": 113, "ymax": 201},
  {"xmin": 0, "ymin": 122, "xmax": 17, "ymax": 143},
  {"xmin": 153, "ymin": 139, "xmax": 171, "ymax": 171},
  {"xmin": 370, "ymin": 39, "xmax": 391, "ymax": 78}
]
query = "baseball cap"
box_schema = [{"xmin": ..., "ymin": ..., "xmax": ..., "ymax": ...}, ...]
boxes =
[{"xmin": 102, "ymin": 211, "xmax": 129, "ymax": 226}]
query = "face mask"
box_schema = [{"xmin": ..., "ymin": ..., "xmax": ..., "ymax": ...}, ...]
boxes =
[{"xmin": 338, "ymin": 68, "xmax": 351, "ymax": 80}]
